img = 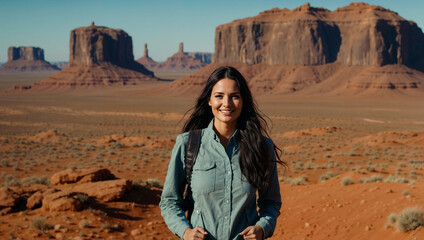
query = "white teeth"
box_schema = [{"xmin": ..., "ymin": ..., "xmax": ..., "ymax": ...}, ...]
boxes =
[{"xmin": 221, "ymin": 110, "xmax": 232, "ymax": 113}]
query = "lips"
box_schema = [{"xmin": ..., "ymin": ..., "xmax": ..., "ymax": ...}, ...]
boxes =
[{"xmin": 220, "ymin": 109, "xmax": 233, "ymax": 116}]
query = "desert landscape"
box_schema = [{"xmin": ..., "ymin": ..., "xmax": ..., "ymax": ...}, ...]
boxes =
[{"xmin": 1, "ymin": 2, "xmax": 424, "ymax": 240}]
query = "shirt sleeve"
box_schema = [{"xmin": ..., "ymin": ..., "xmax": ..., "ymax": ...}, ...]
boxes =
[
  {"xmin": 256, "ymin": 138, "xmax": 282, "ymax": 238},
  {"xmin": 159, "ymin": 133, "xmax": 191, "ymax": 239}
]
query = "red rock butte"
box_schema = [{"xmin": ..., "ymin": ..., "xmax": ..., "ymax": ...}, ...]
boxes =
[
  {"xmin": 0, "ymin": 46, "xmax": 59, "ymax": 72},
  {"xmin": 137, "ymin": 42, "xmax": 207, "ymax": 72},
  {"xmin": 157, "ymin": 2, "xmax": 424, "ymax": 97},
  {"xmin": 8, "ymin": 23, "xmax": 158, "ymax": 93}
]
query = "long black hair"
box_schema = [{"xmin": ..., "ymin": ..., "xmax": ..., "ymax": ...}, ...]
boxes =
[{"xmin": 183, "ymin": 66, "xmax": 285, "ymax": 190}]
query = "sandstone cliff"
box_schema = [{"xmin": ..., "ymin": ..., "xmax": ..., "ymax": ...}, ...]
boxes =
[
  {"xmin": 8, "ymin": 23, "xmax": 157, "ymax": 92},
  {"xmin": 0, "ymin": 46, "xmax": 59, "ymax": 72},
  {"xmin": 214, "ymin": 3, "xmax": 424, "ymax": 68}
]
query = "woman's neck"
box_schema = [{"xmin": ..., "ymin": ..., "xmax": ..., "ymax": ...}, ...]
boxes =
[{"xmin": 213, "ymin": 121, "xmax": 237, "ymax": 148}]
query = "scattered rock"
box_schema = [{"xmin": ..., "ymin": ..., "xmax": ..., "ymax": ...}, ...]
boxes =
[
  {"xmin": 0, "ymin": 187, "xmax": 20, "ymax": 213},
  {"xmin": 131, "ymin": 229, "xmax": 142, "ymax": 236}
]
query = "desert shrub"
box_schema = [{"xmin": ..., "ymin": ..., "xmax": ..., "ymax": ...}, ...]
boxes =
[
  {"xmin": 402, "ymin": 190, "xmax": 410, "ymax": 196},
  {"xmin": 20, "ymin": 176, "xmax": 50, "ymax": 186},
  {"xmin": 359, "ymin": 174, "xmax": 383, "ymax": 183},
  {"xmin": 83, "ymin": 144, "xmax": 96, "ymax": 151},
  {"xmin": 144, "ymin": 178, "xmax": 163, "ymax": 189},
  {"xmin": 319, "ymin": 171, "xmax": 335, "ymax": 182},
  {"xmin": 387, "ymin": 213, "xmax": 397, "ymax": 224},
  {"xmin": 280, "ymin": 176, "xmax": 308, "ymax": 186},
  {"xmin": 79, "ymin": 220, "xmax": 90, "ymax": 228},
  {"xmin": 31, "ymin": 217, "xmax": 53, "ymax": 231},
  {"xmin": 366, "ymin": 166, "xmax": 376, "ymax": 172},
  {"xmin": 101, "ymin": 222, "xmax": 111, "ymax": 231},
  {"xmin": 2, "ymin": 175, "xmax": 20, "ymax": 187},
  {"xmin": 341, "ymin": 177, "xmax": 354, "ymax": 186},
  {"xmin": 384, "ymin": 175, "xmax": 409, "ymax": 184},
  {"xmin": 76, "ymin": 193, "xmax": 90, "ymax": 204},
  {"xmin": 397, "ymin": 207, "xmax": 424, "ymax": 232}
]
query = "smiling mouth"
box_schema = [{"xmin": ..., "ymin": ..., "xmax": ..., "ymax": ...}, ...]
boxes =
[{"xmin": 220, "ymin": 109, "xmax": 234, "ymax": 115}]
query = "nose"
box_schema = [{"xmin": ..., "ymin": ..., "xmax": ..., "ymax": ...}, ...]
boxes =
[{"xmin": 223, "ymin": 96, "xmax": 232, "ymax": 107}]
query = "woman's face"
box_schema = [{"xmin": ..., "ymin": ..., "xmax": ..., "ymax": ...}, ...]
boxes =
[{"xmin": 208, "ymin": 78, "xmax": 243, "ymax": 127}]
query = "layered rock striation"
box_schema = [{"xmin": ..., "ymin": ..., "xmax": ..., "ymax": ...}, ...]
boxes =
[
  {"xmin": 214, "ymin": 3, "xmax": 424, "ymax": 68},
  {"xmin": 9, "ymin": 23, "xmax": 157, "ymax": 92},
  {"xmin": 0, "ymin": 46, "xmax": 59, "ymax": 72}
]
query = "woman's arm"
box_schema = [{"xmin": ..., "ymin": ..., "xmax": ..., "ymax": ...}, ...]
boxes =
[
  {"xmin": 256, "ymin": 139, "xmax": 282, "ymax": 238},
  {"xmin": 159, "ymin": 134, "xmax": 192, "ymax": 239}
]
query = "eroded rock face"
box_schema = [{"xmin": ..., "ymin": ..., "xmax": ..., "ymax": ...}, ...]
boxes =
[
  {"xmin": 69, "ymin": 24, "xmax": 150, "ymax": 74},
  {"xmin": 50, "ymin": 168, "xmax": 116, "ymax": 185},
  {"xmin": 214, "ymin": 3, "xmax": 424, "ymax": 68},
  {"xmin": 69, "ymin": 179, "xmax": 132, "ymax": 202},
  {"xmin": 8, "ymin": 47, "xmax": 44, "ymax": 61},
  {"xmin": 42, "ymin": 191, "xmax": 85, "ymax": 212},
  {"xmin": 0, "ymin": 47, "xmax": 59, "ymax": 72}
]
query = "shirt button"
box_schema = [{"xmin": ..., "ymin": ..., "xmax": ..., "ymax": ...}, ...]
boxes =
[
  {"xmin": 196, "ymin": 210, "xmax": 199, "ymax": 214},
  {"xmin": 226, "ymin": 199, "xmax": 229, "ymax": 203},
  {"xmin": 227, "ymin": 171, "xmax": 231, "ymax": 175},
  {"xmin": 226, "ymin": 185, "xmax": 230, "ymax": 189}
]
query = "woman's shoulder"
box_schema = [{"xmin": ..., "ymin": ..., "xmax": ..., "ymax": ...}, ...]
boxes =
[
  {"xmin": 175, "ymin": 131, "xmax": 190, "ymax": 144},
  {"xmin": 175, "ymin": 129, "xmax": 205, "ymax": 145}
]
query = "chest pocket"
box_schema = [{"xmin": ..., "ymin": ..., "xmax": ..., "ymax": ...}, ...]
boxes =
[{"xmin": 191, "ymin": 161, "xmax": 216, "ymax": 195}]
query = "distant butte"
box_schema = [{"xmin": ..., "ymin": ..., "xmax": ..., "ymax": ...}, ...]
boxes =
[
  {"xmin": 0, "ymin": 46, "xmax": 59, "ymax": 72},
  {"xmin": 136, "ymin": 44, "xmax": 158, "ymax": 70},
  {"xmin": 156, "ymin": 2, "xmax": 424, "ymax": 97},
  {"xmin": 8, "ymin": 23, "xmax": 158, "ymax": 93},
  {"xmin": 137, "ymin": 42, "xmax": 211, "ymax": 72}
]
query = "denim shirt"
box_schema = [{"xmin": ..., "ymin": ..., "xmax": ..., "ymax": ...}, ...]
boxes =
[{"xmin": 159, "ymin": 120, "xmax": 281, "ymax": 239}]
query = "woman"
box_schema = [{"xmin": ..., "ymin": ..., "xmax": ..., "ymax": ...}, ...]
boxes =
[{"xmin": 160, "ymin": 66, "xmax": 284, "ymax": 240}]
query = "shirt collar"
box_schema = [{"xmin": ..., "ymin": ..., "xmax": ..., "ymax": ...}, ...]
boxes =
[{"xmin": 206, "ymin": 119, "xmax": 239, "ymax": 145}]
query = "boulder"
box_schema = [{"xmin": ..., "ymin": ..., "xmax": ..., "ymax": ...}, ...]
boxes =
[
  {"xmin": 42, "ymin": 191, "xmax": 86, "ymax": 212},
  {"xmin": 69, "ymin": 179, "xmax": 132, "ymax": 202},
  {"xmin": 50, "ymin": 168, "xmax": 116, "ymax": 185},
  {"xmin": 26, "ymin": 188, "xmax": 59, "ymax": 209},
  {"xmin": 0, "ymin": 187, "xmax": 19, "ymax": 209}
]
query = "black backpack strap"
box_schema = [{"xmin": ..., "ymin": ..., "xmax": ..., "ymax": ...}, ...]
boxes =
[
  {"xmin": 185, "ymin": 129, "xmax": 202, "ymax": 187},
  {"xmin": 182, "ymin": 129, "xmax": 201, "ymax": 220}
]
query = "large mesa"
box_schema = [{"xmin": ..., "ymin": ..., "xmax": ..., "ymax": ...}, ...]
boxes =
[
  {"xmin": 214, "ymin": 2, "xmax": 424, "ymax": 67},
  {"xmin": 0, "ymin": 46, "xmax": 59, "ymax": 72},
  {"xmin": 159, "ymin": 3, "xmax": 424, "ymax": 96},
  {"xmin": 9, "ymin": 22, "xmax": 157, "ymax": 93}
]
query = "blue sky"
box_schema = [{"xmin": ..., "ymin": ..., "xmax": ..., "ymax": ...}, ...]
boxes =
[{"xmin": 1, "ymin": 0, "xmax": 423, "ymax": 63}]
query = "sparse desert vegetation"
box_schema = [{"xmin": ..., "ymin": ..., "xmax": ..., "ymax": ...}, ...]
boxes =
[{"xmin": 0, "ymin": 73, "xmax": 423, "ymax": 239}]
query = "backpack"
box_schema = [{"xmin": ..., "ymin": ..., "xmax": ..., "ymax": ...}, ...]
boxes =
[{"xmin": 181, "ymin": 129, "xmax": 202, "ymax": 221}]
